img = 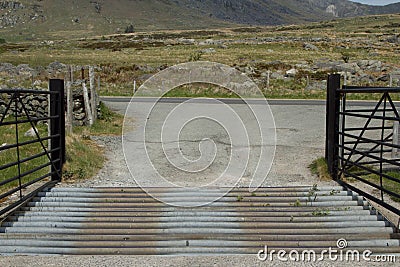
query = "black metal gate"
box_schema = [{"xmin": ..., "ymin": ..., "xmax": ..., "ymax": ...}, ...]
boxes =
[
  {"xmin": 0, "ymin": 79, "xmax": 65, "ymax": 217},
  {"xmin": 326, "ymin": 74, "xmax": 400, "ymax": 215}
]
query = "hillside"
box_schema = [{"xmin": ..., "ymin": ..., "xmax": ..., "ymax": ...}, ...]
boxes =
[
  {"xmin": 0, "ymin": 12, "xmax": 400, "ymax": 98},
  {"xmin": 0, "ymin": 0, "xmax": 400, "ymax": 41}
]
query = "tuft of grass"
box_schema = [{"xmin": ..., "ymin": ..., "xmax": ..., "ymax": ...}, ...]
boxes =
[
  {"xmin": 74, "ymin": 102, "xmax": 124, "ymax": 136},
  {"xmin": 309, "ymin": 158, "xmax": 331, "ymax": 181},
  {"xmin": 293, "ymin": 199, "xmax": 302, "ymax": 207},
  {"xmin": 62, "ymin": 134, "xmax": 104, "ymax": 182},
  {"xmin": 312, "ymin": 208, "xmax": 330, "ymax": 216}
]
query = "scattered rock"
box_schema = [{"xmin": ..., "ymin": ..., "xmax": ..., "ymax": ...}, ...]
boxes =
[
  {"xmin": 336, "ymin": 62, "xmax": 361, "ymax": 74},
  {"xmin": 179, "ymin": 38, "xmax": 195, "ymax": 45},
  {"xmin": 377, "ymin": 74, "xmax": 389, "ymax": 82},
  {"xmin": 24, "ymin": 127, "xmax": 37, "ymax": 137},
  {"xmin": 305, "ymin": 80, "xmax": 326, "ymax": 91},
  {"xmin": 0, "ymin": 143, "xmax": 6, "ymax": 154},
  {"xmin": 285, "ymin": 68, "xmax": 297, "ymax": 77},
  {"xmin": 270, "ymin": 72, "xmax": 285, "ymax": 80},
  {"xmin": 74, "ymin": 111, "xmax": 86, "ymax": 121},
  {"xmin": 47, "ymin": 61, "xmax": 67, "ymax": 72},
  {"xmin": 357, "ymin": 60, "xmax": 382, "ymax": 72},
  {"xmin": 359, "ymin": 73, "xmax": 375, "ymax": 84},
  {"xmin": 387, "ymin": 35, "xmax": 400, "ymax": 44},
  {"xmin": 303, "ymin": 43, "xmax": 319, "ymax": 51},
  {"xmin": 200, "ymin": 48, "xmax": 216, "ymax": 54}
]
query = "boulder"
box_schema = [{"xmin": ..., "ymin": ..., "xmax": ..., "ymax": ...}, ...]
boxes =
[
  {"xmin": 336, "ymin": 63, "xmax": 361, "ymax": 74},
  {"xmin": 303, "ymin": 43, "xmax": 319, "ymax": 51},
  {"xmin": 357, "ymin": 60, "xmax": 382, "ymax": 72},
  {"xmin": 200, "ymin": 48, "xmax": 216, "ymax": 54},
  {"xmin": 179, "ymin": 38, "xmax": 195, "ymax": 45},
  {"xmin": 271, "ymin": 72, "xmax": 285, "ymax": 80},
  {"xmin": 47, "ymin": 62, "xmax": 67, "ymax": 72},
  {"xmin": 285, "ymin": 68, "xmax": 298, "ymax": 77}
]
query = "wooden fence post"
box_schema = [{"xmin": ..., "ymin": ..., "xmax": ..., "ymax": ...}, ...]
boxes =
[
  {"xmin": 89, "ymin": 66, "xmax": 97, "ymax": 121},
  {"xmin": 65, "ymin": 66, "xmax": 73, "ymax": 134},
  {"xmin": 82, "ymin": 82, "xmax": 93, "ymax": 126}
]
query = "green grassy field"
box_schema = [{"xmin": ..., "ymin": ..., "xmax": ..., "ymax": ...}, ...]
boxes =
[{"xmin": 1, "ymin": 14, "xmax": 399, "ymax": 99}]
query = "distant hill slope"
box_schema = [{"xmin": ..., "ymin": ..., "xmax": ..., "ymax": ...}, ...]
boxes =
[{"xmin": 1, "ymin": 0, "xmax": 400, "ymax": 41}]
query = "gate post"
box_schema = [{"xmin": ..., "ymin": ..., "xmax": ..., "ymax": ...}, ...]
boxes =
[
  {"xmin": 325, "ymin": 74, "xmax": 341, "ymax": 180},
  {"xmin": 50, "ymin": 79, "xmax": 65, "ymax": 181}
]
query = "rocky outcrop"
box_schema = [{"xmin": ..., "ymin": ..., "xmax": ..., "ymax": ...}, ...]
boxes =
[
  {"xmin": 0, "ymin": 1, "xmax": 24, "ymax": 10},
  {"xmin": 0, "ymin": 0, "xmax": 45, "ymax": 29},
  {"xmin": 325, "ymin": 5, "xmax": 338, "ymax": 17},
  {"xmin": 1, "ymin": 0, "xmax": 400, "ymax": 34}
]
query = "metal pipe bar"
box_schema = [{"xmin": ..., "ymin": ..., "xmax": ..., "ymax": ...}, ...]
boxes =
[
  {"xmin": 14, "ymin": 93, "xmax": 22, "ymax": 200},
  {"xmin": 0, "ymin": 181, "xmax": 57, "ymax": 217},
  {"xmin": 343, "ymin": 140, "xmax": 392, "ymax": 145},
  {"xmin": 339, "ymin": 145, "xmax": 400, "ymax": 164},
  {"xmin": 340, "ymin": 93, "xmax": 346, "ymax": 179},
  {"xmin": 339, "ymin": 87, "xmax": 400, "ymax": 93},
  {"xmin": 379, "ymin": 93, "xmax": 388, "ymax": 201},
  {"xmin": 0, "ymin": 93, "xmax": 14, "ymax": 124},
  {"xmin": 339, "ymin": 111, "xmax": 399, "ymax": 121},
  {"xmin": 19, "ymin": 172, "xmax": 53, "ymax": 190},
  {"xmin": 340, "ymin": 94, "xmax": 385, "ymax": 178},
  {"xmin": 340, "ymin": 168, "xmax": 400, "ymax": 200},
  {"xmin": 0, "ymin": 147, "xmax": 60, "ymax": 171},
  {"xmin": 344, "ymin": 108, "xmax": 395, "ymax": 113},
  {"xmin": 341, "ymin": 159, "xmax": 398, "ymax": 166},
  {"xmin": 342, "ymin": 133, "xmax": 393, "ymax": 165},
  {"xmin": 340, "ymin": 158, "xmax": 400, "ymax": 185},
  {"xmin": 0, "ymin": 135, "xmax": 59, "ymax": 152},
  {"xmin": 0, "ymin": 116, "xmax": 58, "ymax": 127},
  {"xmin": 0, "ymin": 184, "xmax": 22, "ymax": 200},
  {"xmin": 387, "ymin": 93, "xmax": 400, "ymax": 119},
  {"xmin": 0, "ymin": 89, "xmax": 58, "ymax": 94},
  {"xmin": 0, "ymin": 160, "xmax": 55, "ymax": 187},
  {"xmin": 20, "ymin": 100, "xmax": 61, "ymax": 178},
  {"xmin": 337, "ymin": 179, "xmax": 400, "ymax": 216},
  {"xmin": 340, "ymin": 132, "xmax": 400, "ymax": 149},
  {"xmin": 344, "ymin": 126, "xmax": 392, "ymax": 131},
  {"xmin": 342, "ymin": 149, "xmax": 392, "ymax": 155},
  {"xmin": 0, "ymin": 171, "xmax": 53, "ymax": 201}
]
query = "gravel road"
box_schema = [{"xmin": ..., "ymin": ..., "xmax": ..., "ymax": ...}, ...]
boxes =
[{"xmin": 62, "ymin": 99, "xmax": 335, "ymax": 189}]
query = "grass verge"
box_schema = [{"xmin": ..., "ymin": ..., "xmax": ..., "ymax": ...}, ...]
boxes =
[
  {"xmin": 309, "ymin": 158, "xmax": 331, "ymax": 181},
  {"xmin": 62, "ymin": 102, "xmax": 124, "ymax": 182},
  {"xmin": 62, "ymin": 134, "xmax": 104, "ymax": 182}
]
